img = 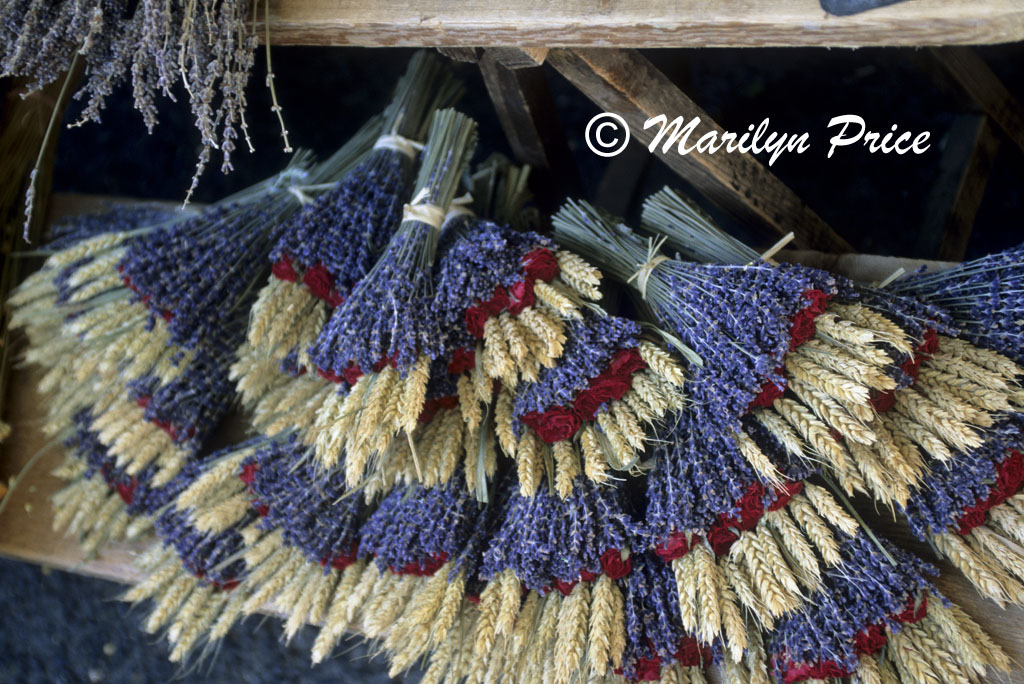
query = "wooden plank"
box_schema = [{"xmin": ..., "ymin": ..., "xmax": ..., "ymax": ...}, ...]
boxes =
[
  {"xmin": 478, "ymin": 50, "xmax": 582, "ymax": 211},
  {"xmin": 259, "ymin": 0, "xmax": 1024, "ymax": 48},
  {"xmin": 929, "ymin": 47, "xmax": 1024, "ymax": 158},
  {"xmin": 547, "ymin": 48, "xmax": 852, "ymax": 252},
  {"xmin": 915, "ymin": 114, "xmax": 1000, "ymax": 261}
]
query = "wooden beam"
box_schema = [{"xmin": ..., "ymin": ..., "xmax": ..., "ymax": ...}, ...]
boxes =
[
  {"xmin": 259, "ymin": 0, "xmax": 1024, "ymax": 48},
  {"xmin": 547, "ymin": 48, "xmax": 852, "ymax": 252},
  {"xmin": 915, "ymin": 114, "xmax": 1000, "ymax": 261},
  {"xmin": 594, "ymin": 140, "xmax": 650, "ymax": 218},
  {"xmin": 929, "ymin": 47, "xmax": 1024, "ymax": 158},
  {"xmin": 478, "ymin": 50, "xmax": 582, "ymax": 211}
]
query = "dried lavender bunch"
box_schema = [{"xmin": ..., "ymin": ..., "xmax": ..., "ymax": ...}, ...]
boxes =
[
  {"xmin": 890, "ymin": 243, "xmax": 1024, "ymax": 364},
  {"xmin": 304, "ymin": 110, "xmax": 478, "ymax": 486},
  {"xmin": 359, "ymin": 470, "xmax": 483, "ymax": 574},
  {"xmin": 247, "ymin": 438, "xmax": 365, "ymax": 566},
  {"xmin": 553, "ymin": 199, "xmax": 835, "ymax": 437},
  {"xmin": 0, "ymin": 0, "xmax": 283, "ymax": 204},
  {"xmin": 764, "ymin": 531, "xmax": 1010, "ymax": 684},
  {"xmin": 479, "ymin": 475, "xmax": 641, "ymax": 591},
  {"xmin": 248, "ymin": 52, "xmax": 463, "ymax": 370},
  {"xmin": 311, "ymin": 108, "xmax": 478, "ymax": 376},
  {"xmin": 621, "ymin": 552, "xmax": 714, "ymax": 682}
]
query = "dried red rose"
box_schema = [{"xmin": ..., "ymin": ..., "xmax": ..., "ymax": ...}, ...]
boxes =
[
  {"xmin": 523, "ymin": 406, "xmax": 582, "ymax": 443},
  {"xmin": 521, "ymin": 247, "xmax": 559, "ymax": 282},
  {"xmin": 707, "ymin": 525, "xmax": 740, "ymax": 556},
  {"xmin": 485, "ymin": 284, "xmax": 510, "ymax": 316},
  {"xmin": 448, "ymin": 347, "xmax": 476, "ymax": 375},
  {"xmin": 465, "ymin": 305, "xmax": 489, "ymax": 338},
  {"xmin": 302, "ymin": 263, "xmax": 335, "ymax": 301},
  {"xmin": 853, "ymin": 623, "xmax": 887, "ymax": 656},
  {"xmin": 271, "ymin": 254, "xmax": 298, "ymax": 282},
  {"xmin": 600, "ymin": 548, "xmax": 632, "ymax": 579},
  {"xmin": 508, "ymin": 278, "xmax": 535, "ymax": 315},
  {"xmin": 654, "ymin": 532, "xmax": 699, "ymax": 562}
]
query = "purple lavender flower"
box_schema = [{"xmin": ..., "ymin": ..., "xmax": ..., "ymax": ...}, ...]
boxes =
[
  {"xmin": 359, "ymin": 469, "xmax": 483, "ymax": 574},
  {"xmin": 310, "ymin": 109, "xmax": 478, "ymax": 376},
  {"xmin": 247, "ymin": 438, "xmax": 365, "ymax": 565},
  {"xmin": 891, "ymin": 243, "xmax": 1024, "ymax": 363},
  {"xmin": 767, "ymin": 532, "xmax": 935, "ymax": 678},
  {"xmin": 480, "ymin": 476, "xmax": 642, "ymax": 590}
]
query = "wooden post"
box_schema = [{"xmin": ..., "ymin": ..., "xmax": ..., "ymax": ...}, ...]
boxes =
[
  {"xmin": 477, "ymin": 49, "xmax": 582, "ymax": 212},
  {"xmin": 929, "ymin": 47, "xmax": 1024, "ymax": 158},
  {"xmin": 547, "ymin": 48, "xmax": 852, "ymax": 252},
  {"xmin": 915, "ymin": 114, "xmax": 1000, "ymax": 261}
]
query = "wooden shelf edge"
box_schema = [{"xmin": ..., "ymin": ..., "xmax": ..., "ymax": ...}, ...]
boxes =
[{"xmin": 261, "ymin": 1, "xmax": 1024, "ymax": 48}]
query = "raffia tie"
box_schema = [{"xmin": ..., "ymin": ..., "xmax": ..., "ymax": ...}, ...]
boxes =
[
  {"xmin": 628, "ymin": 235, "xmax": 670, "ymax": 300},
  {"xmin": 443, "ymin": 193, "xmax": 476, "ymax": 226},
  {"xmin": 403, "ymin": 187, "xmax": 446, "ymax": 231},
  {"xmin": 374, "ymin": 133, "xmax": 424, "ymax": 160}
]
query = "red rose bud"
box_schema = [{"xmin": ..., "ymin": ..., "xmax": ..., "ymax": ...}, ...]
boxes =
[
  {"xmin": 894, "ymin": 595, "xmax": 928, "ymax": 624},
  {"xmin": 707, "ymin": 525, "xmax": 740, "ymax": 556},
  {"xmin": 767, "ymin": 481, "xmax": 803, "ymax": 512},
  {"xmin": 271, "ymin": 254, "xmax": 299, "ymax": 282},
  {"xmin": 600, "ymin": 548, "xmax": 632, "ymax": 579},
  {"xmin": 633, "ymin": 656, "xmax": 661, "ymax": 681},
  {"xmin": 853, "ymin": 623, "xmax": 888, "ymax": 656},
  {"xmin": 870, "ymin": 390, "xmax": 897, "ymax": 413},
  {"xmin": 521, "ymin": 406, "xmax": 582, "ymax": 443},
  {"xmin": 606, "ymin": 348, "xmax": 647, "ymax": 378},
  {"xmin": 329, "ymin": 545, "xmax": 360, "ymax": 571},
  {"xmin": 464, "ymin": 305, "xmax": 489, "ymax": 339},
  {"xmin": 239, "ymin": 461, "xmax": 259, "ymax": 486},
  {"xmin": 736, "ymin": 483, "xmax": 766, "ymax": 530},
  {"xmin": 748, "ymin": 377, "xmax": 786, "ymax": 410},
  {"xmin": 783, "ymin": 660, "xmax": 850, "ymax": 683},
  {"xmin": 302, "ymin": 263, "xmax": 335, "ymax": 302},
  {"xmin": 317, "ymin": 367, "xmax": 345, "ymax": 384},
  {"xmin": 508, "ymin": 278, "xmax": 535, "ymax": 315},
  {"xmin": 579, "ymin": 569, "xmax": 599, "ymax": 582},
  {"xmin": 326, "ymin": 290, "xmax": 344, "ymax": 308},
  {"xmin": 654, "ymin": 532, "xmax": 699, "ymax": 562},
  {"xmin": 554, "ymin": 579, "xmax": 578, "ymax": 596},
  {"xmin": 521, "ymin": 247, "xmax": 560, "ymax": 282},
  {"xmin": 789, "ymin": 309, "xmax": 818, "ymax": 350},
  {"xmin": 341, "ymin": 363, "xmax": 363, "ymax": 386},
  {"xmin": 956, "ymin": 506, "xmax": 988, "ymax": 536},
  {"xmin": 448, "ymin": 347, "xmax": 476, "ymax": 375},
  {"xmin": 673, "ymin": 637, "xmax": 708, "ymax": 668},
  {"xmin": 919, "ymin": 328, "xmax": 939, "ymax": 356},
  {"xmin": 801, "ymin": 289, "xmax": 831, "ymax": 316},
  {"xmin": 485, "ymin": 285, "xmax": 510, "ymax": 316},
  {"xmin": 115, "ymin": 478, "xmax": 137, "ymax": 505}
]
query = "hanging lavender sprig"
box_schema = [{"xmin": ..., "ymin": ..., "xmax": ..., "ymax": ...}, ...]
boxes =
[{"xmin": 0, "ymin": 0, "xmax": 292, "ymax": 213}]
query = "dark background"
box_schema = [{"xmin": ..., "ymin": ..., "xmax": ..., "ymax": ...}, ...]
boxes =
[{"xmin": 5, "ymin": 43, "xmax": 1024, "ymax": 683}]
